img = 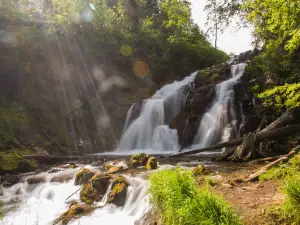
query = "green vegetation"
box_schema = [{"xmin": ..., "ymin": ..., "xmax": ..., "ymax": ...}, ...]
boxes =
[
  {"xmin": 148, "ymin": 168, "xmax": 242, "ymax": 225},
  {"xmin": 259, "ymin": 154, "xmax": 300, "ymax": 182},
  {"xmin": 0, "ymin": 201, "xmax": 3, "ymax": 219},
  {"xmin": 0, "ymin": 152, "xmax": 37, "ymax": 174}
]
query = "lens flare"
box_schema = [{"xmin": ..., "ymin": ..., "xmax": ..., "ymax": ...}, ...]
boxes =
[{"xmin": 133, "ymin": 61, "xmax": 149, "ymax": 78}]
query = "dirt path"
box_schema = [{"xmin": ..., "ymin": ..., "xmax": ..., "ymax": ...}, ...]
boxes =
[{"xmin": 197, "ymin": 162, "xmax": 285, "ymax": 225}]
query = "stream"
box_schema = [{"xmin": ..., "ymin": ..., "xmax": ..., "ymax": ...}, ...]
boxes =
[{"xmin": 1, "ymin": 62, "xmax": 248, "ymax": 225}]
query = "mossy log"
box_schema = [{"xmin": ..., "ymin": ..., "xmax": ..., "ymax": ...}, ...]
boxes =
[{"xmin": 22, "ymin": 155, "xmax": 104, "ymax": 164}]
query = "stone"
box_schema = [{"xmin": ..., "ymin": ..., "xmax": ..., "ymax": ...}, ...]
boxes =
[
  {"xmin": 108, "ymin": 176, "xmax": 129, "ymax": 206},
  {"xmin": 0, "ymin": 174, "xmax": 20, "ymax": 187},
  {"xmin": 74, "ymin": 168, "xmax": 96, "ymax": 185},
  {"xmin": 0, "ymin": 153, "xmax": 37, "ymax": 175},
  {"xmin": 54, "ymin": 203, "xmax": 94, "ymax": 225},
  {"xmin": 80, "ymin": 183, "xmax": 101, "ymax": 204},
  {"xmin": 108, "ymin": 166, "xmax": 123, "ymax": 174},
  {"xmin": 90, "ymin": 173, "xmax": 110, "ymax": 194},
  {"xmin": 192, "ymin": 164, "xmax": 211, "ymax": 176},
  {"xmin": 128, "ymin": 153, "xmax": 149, "ymax": 168},
  {"xmin": 27, "ymin": 173, "xmax": 47, "ymax": 184},
  {"xmin": 146, "ymin": 157, "xmax": 158, "ymax": 170}
]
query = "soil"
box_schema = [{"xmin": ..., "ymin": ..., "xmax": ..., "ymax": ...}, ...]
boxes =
[{"xmin": 204, "ymin": 162, "xmax": 285, "ymax": 225}]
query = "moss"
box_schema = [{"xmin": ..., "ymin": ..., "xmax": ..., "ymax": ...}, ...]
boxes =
[
  {"xmin": 0, "ymin": 153, "xmax": 36, "ymax": 175},
  {"xmin": 80, "ymin": 183, "xmax": 98, "ymax": 204},
  {"xmin": 68, "ymin": 164, "xmax": 77, "ymax": 169},
  {"xmin": 211, "ymin": 72, "xmax": 219, "ymax": 81},
  {"xmin": 54, "ymin": 203, "xmax": 94, "ymax": 225},
  {"xmin": 7, "ymin": 148, "xmax": 36, "ymax": 155},
  {"xmin": 146, "ymin": 157, "xmax": 158, "ymax": 170},
  {"xmin": 192, "ymin": 164, "xmax": 211, "ymax": 176},
  {"xmin": 104, "ymin": 163, "xmax": 112, "ymax": 170},
  {"xmin": 108, "ymin": 176, "xmax": 129, "ymax": 206},
  {"xmin": 90, "ymin": 173, "xmax": 110, "ymax": 194},
  {"xmin": 128, "ymin": 153, "xmax": 149, "ymax": 168},
  {"xmin": 74, "ymin": 168, "xmax": 95, "ymax": 185}
]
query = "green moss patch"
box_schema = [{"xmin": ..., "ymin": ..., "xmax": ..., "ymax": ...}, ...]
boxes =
[
  {"xmin": 74, "ymin": 168, "xmax": 96, "ymax": 185},
  {"xmin": 146, "ymin": 157, "xmax": 158, "ymax": 170},
  {"xmin": 0, "ymin": 152, "xmax": 36, "ymax": 175},
  {"xmin": 128, "ymin": 153, "xmax": 149, "ymax": 168},
  {"xmin": 108, "ymin": 176, "xmax": 129, "ymax": 206}
]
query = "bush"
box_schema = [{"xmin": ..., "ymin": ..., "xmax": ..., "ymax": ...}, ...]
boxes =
[{"xmin": 148, "ymin": 168, "xmax": 242, "ymax": 225}]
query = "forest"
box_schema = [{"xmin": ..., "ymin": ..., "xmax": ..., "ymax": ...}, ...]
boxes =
[{"xmin": 0, "ymin": 0, "xmax": 300, "ymax": 224}]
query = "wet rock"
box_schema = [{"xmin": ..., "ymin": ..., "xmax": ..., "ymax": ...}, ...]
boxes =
[
  {"xmin": 27, "ymin": 173, "xmax": 47, "ymax": 184},
  {"xmin": 0, "ymin": 186, "xmax": 3, "ymax": 196},
  {"xmin": 0, "ymin": 174, "xmax": 20, "ymax": 187},
  {"xmin": 108, "ymin": 166, "xmax": 124, "ymax": 174},
  {"xmin": 54, "ymin": 203, "xmax": 94, "ymax": 225},
  {"xmin": 108, "ymin": 176, "xmax": 129, "ymax": 206},
  {"xmin": 47, "ymin": 168, "xmax": 62, "ymax": 173},
  {"xmin": 50, "ymin": 170, "xmax": 77, "ymax": 183},
  {"xmin": 91, "ymin": 160, "xmax": 104, "ymax": 167},
  {"xmin": 80, "ymin": 182, "xmax": 102, "ymax": 204},
  {"xmin": 128, "ymin": 153, "xmax": 149, "ymax": 168},
  {"xmin": 146, "ymin": 157, "xmax": 158, "ymax": 170},
  {"xmin": 192, "ymin": 164, "xmax": 211, "ymax": 176},
  {"xmin": 90, "ymin": 173, "xmax": 110, "ymax": 194},
  {"xmin": 74, "ymin": 168, "xmax": 96, "ymax": 185}
]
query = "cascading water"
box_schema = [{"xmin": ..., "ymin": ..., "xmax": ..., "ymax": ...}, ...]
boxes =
[
  {"xmin": 117, "ymin": 73, "xmax": 196, "ymax": 153},
  {"xmin": 193, "ymin": 63, "xmax": 247, "ymax": 148},
  {"xmin": 0, "ymin": 168, "xmax": 150, "ymax": 225}
]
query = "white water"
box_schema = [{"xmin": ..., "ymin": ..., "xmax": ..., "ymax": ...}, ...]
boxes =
[
  {"xmin": 193, "ymin": 63, "xmax": 247, "ymax": 148},
  {"xmin": 0, "ymin": 168, "xmax": 150, "ymax": 225},
  {"xmin": 117, "ymin": 73, "xmax": 196, "ymax": 153}
]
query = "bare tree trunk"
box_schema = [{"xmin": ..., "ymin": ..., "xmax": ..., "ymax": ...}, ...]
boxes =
[
  {"xmin": 245, "ymin": 145, "xmax": 300, "ymax": 182},
  {"xmin": 171, "ymin": 124, "xmax": 300, "ymax": 158}
]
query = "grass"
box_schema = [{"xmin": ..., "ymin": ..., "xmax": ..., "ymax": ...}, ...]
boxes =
[
  {"xmin": 148, "ymin": 168, "xmax": 242, "ymax": 225},
  {"xmin": 259, "ymin": 154, "xmax": 300, "ymax": 182},
  {"xmin": 267, "ymin": 175, "xmax": 300, "ymax": 224}
]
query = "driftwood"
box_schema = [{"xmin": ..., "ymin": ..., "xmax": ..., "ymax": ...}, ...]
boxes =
[
  {"xmin": 245, "ymin": 145, "xmax": 300, "ymax": 182},
  {"xmin": 250, "ymin": 155, "xmax": 285, "ymax": 163},
  {"xmin": 171, "ymin": 124, "xmax": 300, "ymax": 157}
]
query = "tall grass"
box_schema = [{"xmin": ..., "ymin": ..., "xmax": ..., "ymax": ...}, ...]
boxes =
[{"xmin": 148, "ymin": 168, "xmax": 242, "ymax": 225}]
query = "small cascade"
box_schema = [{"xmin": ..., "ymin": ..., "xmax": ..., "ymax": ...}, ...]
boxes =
[
  {"xmin": 0, "ymin": 168, "xmax": 150, "ymax": 225},
  {"xmin": 193, "ymin": 63, "xmax": 247, "ymax": 148},
  {"xmin": 118, "ymin": 73, "xmax": 196, "ymax": 152}
]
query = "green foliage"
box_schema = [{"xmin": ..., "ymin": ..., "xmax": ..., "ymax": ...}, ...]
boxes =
[
  {"xmin": 259, "ymin": 154, "xmax": 300, "ymax": 182},
  {"xmin": 258, "ymin": 84, "xmax": 300, "ymax": 110},
  {"xmin": 148, "ymin": 168, "xmax": 242, "ymax": 225},
  {"xmin": 267, "ymin": 175, "xmax": 300, "ymax": 225}
]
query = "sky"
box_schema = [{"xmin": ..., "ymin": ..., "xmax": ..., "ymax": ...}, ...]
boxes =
[{"xmin": 189, "ymin": 0, "xmax": 253, "ymax": 55}]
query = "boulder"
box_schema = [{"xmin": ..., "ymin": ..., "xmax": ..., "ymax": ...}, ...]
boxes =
[
  {"xmin": 146, "ymin": 157, "xmax": 158, "ymax": 170},
  {"xmin": 50, "ymin": 170, "xmax": 76, "ymax": 183},
  {"xmin": 0, "ymin": 153, "xmax": 37, "ymax": 175},
  {"xmin": 80, "ymin": 183, "xmax": 100, "ymax": 204},
  {"xmin": 192, "ymin": 164, "xmax": 211, "ymax": 176},
  {"xmin": 108, "ymin": 176, "xmax": 129, "ymax": 206},
  {"xmin": 90, "ymin": 173, "xmax": 110, "ymax": 194},
  {"xmin": 74, "ymin": 168, "xmax": 96, "ymax": 185},
  {"xmin": 27, "ymin": 173, "xmax": 47, "ymax": 184},
  {"xmin": 128, "ymin": 153, "xmax": 149, "ymax": 168},
  {"xmin": 108, "ymin": 166, "xmax": 124, "ymax": 174},
  {"xmin": 54, "ymin": 203, "xmax": 94, "ymax": 225}
]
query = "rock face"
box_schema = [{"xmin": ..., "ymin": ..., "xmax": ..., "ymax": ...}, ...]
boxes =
[
  {"xmin": 108, "ymin": 176, "xmax": 129, "ymax": 206},
  {"xmin": 192, "ymin": 164, "xmax": 211, "ymax": 176}
]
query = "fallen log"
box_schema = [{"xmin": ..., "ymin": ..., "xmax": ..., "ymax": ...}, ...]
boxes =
[
  {"xmin": 250, "ymin": 155, "xmax": 285, "ymax": 163},
  {"xmin": 245, "ymin": 145, "xmax": 300, "ymax": 182},
  {"xmin": 23, "ymin": 154, "xmax": 104, "ymax": 163},
  {"xmin": 171, "ymin": 124, "xmax": 300, "ymax": 157}
]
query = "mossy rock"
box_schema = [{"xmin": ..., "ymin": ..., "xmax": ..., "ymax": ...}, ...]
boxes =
[
  {"xmin": 104, "ymin": 163, "xmax": 112, "ymax": 170},
  {"xmin": 146, "ymin": 157, "xmax": 158, "ymax": 170},
  {"xmin": 108, "ymin": 166, "xmax": 124, "ymax": 174},
  {"xmin": 108, "ymin": 176, "xmax": 129, "ymax": 206},
  {"xmin": 74, "ymin": 168, "xmax": 96, "ymax": 185},
  {"xmin": 54, "ymin": 203, "xmax": 94, "ymax": 225},
  {"xmin": 80, "ymin": 183, "xmax": 99, "ymax": 204},
  {"xmin": 0, "ymin": 153, "xmax": 37, "ymax": 175},
  {"xmin": 90, "ymin": 173, "xmax": 110, "ymax": 194},
  {"xmin": 192, "ymin": 164, "xmax": 211, "ymax": 176},
  {"xmin": 128, "ymin": 153, "xmax": 149, "ymax": 168}
]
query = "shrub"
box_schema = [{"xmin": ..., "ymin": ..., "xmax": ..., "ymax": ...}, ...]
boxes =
[{"xmin": 148, "ymin": 168, "xmax": 242, "ymax": 225}]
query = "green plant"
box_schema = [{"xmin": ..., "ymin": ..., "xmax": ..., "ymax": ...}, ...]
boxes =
[{"xmin": 148, "ymin": 168, "xmax": 242, "ymax": 225}]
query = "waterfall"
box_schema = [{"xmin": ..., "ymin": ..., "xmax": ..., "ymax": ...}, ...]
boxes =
[
  {"xmin": 0, "ymin": 168, "xmax": 150, "ymax": 225},
  {"xmin": 117, "ymin": 72, "xmax": 196, "ymax": 153},
  {"xmin": 193, "ymin": 63, "xmax": 247, "ymax": 148}
]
